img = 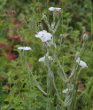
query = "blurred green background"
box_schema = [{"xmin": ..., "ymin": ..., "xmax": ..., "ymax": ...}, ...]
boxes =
[{"xmin": 0, "ymin": 0, "xmax": 93, "ymax": 110}]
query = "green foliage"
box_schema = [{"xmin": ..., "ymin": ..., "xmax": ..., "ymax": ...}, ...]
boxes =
[{"xmin": 0, "ymin": 0, "xmax": 93, "ymax": 110}]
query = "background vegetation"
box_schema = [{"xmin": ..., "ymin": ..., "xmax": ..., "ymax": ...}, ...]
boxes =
[{"xmin": 0, "ymin": 0, "xmax": 93, "ymax": 110}]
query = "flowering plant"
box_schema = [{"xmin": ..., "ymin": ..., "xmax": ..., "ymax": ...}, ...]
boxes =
[
  {"xmin": 0, "ymin": 1, "xmax": 92, "ymax": 110},
  {"xmin": 17, "ymin": 7, "xmax": 89, "ymax": 110}
]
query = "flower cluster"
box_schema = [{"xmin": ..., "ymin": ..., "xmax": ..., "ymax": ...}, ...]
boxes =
[
  {"xmin": 76, "ymin": 57, "xmax": 88, "ymax": 68},
  {"xmin": 18, "ymin": 47, "xmax": 32, "ymax": 51},
  {"xmin": 39, "ymin": 53, "xmax": 52, "ymax": 62},
  {"xmin": 48, "ymin": 7, "xmax": 61, "ymax": 12},
  {"xmin": 35, "ymin": 30, "xmax": 53, "ymax": 42}
]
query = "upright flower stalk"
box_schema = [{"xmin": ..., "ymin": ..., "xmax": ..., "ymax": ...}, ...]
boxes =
[
  {"xmin": 39, "ymin": 7, "xmax": 88, "ymax": 110},
  {"xmin": 18, "ymin": 7, "xmax": 88, "ymax": 110}
]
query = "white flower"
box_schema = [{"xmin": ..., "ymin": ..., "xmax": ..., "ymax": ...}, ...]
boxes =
[
  {"xmin": 48, "ymin": 7, "xmax": 61, "ymax": 11},
  {"xmin": 18, "ymin": 47, "xmax": 24, "ymax": 50},
  {"xmin": 39, "ymin": 53, "xmax": 52, "ymax": 62},
  {"xmin": 62, "ymin": 88, "xmax": 73, "ymax": 94},
  {"xmin": 76, "ymin": 57, "xmax": 88, "ymax": 68},
  {"xmin": 18, "ymin": 47, "xmax": 32, "ymax": 51},
  {"xmin": 35, "ymin": 30, "xmax": 53, "ymax": 42},
  {"xmin": 63, "ymin": 88, "xmax": 69, "ymax": 94},
  {"xmin": 49, "ymin": 7, "xmax": 55, "ymax": 11}
]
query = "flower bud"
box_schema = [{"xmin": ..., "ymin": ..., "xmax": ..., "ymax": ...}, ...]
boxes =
[
  {"xmin": 82, "ymin": 32, "xmax": 89, "ymax": 41},
  {"xmin": 60, "ymin": 33, "xmax": 68, "ymax": 38}
]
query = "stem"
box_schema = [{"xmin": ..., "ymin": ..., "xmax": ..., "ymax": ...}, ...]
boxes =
[
  {"xmin": 21, "ymin": 51, "xmax": 47, "ymax": 96},
  {"xmin": 55, "ymin": 54, "xmax": 68, "ymax": 82},
  {"xmin": 27, "ymin": 65, "xmax": 47, "ymax": 96}
]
